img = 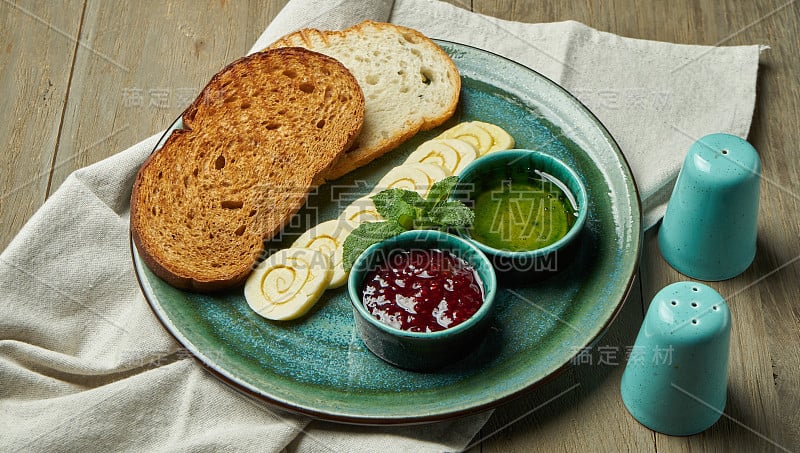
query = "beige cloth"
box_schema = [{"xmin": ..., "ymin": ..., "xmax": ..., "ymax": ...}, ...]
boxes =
[{"xmin": 0, "ymin": 0, "xmax": 761, "ymax": 451}]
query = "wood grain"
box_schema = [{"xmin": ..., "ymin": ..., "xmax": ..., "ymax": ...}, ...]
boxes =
[
  {"xmin": 48, "ymin": 0, "xmax": 288, "ymax": 195},
  {"xmin": 0, "ymin": 0, "xmax": 84, "ymax": 251},
  {"xmin": 1, "ymin": 1, "xmax": 798, "ymax": 451}
]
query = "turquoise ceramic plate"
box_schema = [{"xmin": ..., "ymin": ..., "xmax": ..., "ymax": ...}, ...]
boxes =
[{"xmin": 132, "ymin": 41, "xmax": 642, "ymax": 424}]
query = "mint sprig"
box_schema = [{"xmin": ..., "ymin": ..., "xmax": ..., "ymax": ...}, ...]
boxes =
[{"xmin": 342, "ymin": 176, "xmax": 474, "ymax": 271}]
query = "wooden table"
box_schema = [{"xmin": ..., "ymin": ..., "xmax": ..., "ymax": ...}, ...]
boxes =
[{"xmin": 2, "ymin": 1, "xmax": 797, "ymax": 451}]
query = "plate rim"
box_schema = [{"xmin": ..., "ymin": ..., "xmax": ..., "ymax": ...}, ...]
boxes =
[{"xmin": 131, "ymin": 39, "xmax": 643, "ymax": 425}]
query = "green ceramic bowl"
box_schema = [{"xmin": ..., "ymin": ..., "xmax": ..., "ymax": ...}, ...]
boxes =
[
  {"xmin": 454, "ymin": 149, "xmax": 588, "ymax": 280},
  {"xmin": 347, "ymin": 230, "xmax": 498, "ymax": 371}
]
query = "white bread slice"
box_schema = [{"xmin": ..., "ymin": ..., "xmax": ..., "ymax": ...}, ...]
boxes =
[{"xmin": 268, "ymin": 21, "xmax": 461, "ymax": 180}]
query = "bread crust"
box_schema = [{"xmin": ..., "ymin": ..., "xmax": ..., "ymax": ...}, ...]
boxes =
[
  {"xmin": 268, "ymin": 21, "xmax": 461, "ymax": 181},
  {"xmin": 131, "ymin": 48, "xmax": 365, "ymax": 291}
]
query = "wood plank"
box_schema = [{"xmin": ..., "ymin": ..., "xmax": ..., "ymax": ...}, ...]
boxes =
[
  {"xmin": 641, "ymin": 0, "xmax": 800, "ymax": 451},
  {"xmin": 742, "ymin": 1, "xmax": 800, "ymax": 448},
  {"xmin": 469, "ymin": 0, "xmax": 799, "ymax": 451},
  {"xmin": 47, "ymin": 0, "xmax": 289, "ymax": 196},
  {"xmin": 0, "ymin": 0, "xmax": 85, "ymax": 251}
]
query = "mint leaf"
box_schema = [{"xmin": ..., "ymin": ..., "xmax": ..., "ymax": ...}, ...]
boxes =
[
  {"xmin": 425, "ymin": 176, "xmax": 460, "ymax": 208},
  {"xmin": 342, "ymin": 176, "xmax": 474, "ymax": 272},
  {"xmin": 342, "ymin": 220, "xmax": 407, "ymax": 271},
  {"xmin": 427, "ymin": 201, "xmax": 475, "ymax": 227},
  {"xmin": 371, "ymin": 188, "xmax": 423, "ymax": 229}
]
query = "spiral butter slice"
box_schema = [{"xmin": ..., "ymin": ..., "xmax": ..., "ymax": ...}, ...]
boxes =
[
  {"xmin": 339, "ymin": 196, "xmax": 382, "ymax": 226},
  {"xmin": 405, "ymin": 138, "xmax": 478, "ymax": 176},
  {"xmin": 436, "ymin": 121, "xmax": 514, "ymax": 156},
  {"xmin": 373, "ymin": 163, "xmax": 450, "ymax": 197},
  {"xmin": 244, "ymin": 248, "xmax": 332, "ymax": 320},
  {"xmin": 291, "ymin": 219, "xmax": 352, "ymax": 289}
]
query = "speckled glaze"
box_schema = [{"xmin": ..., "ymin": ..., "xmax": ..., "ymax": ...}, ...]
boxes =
[
  {"xmin": 454, "ymin": 149, "xmax": 588, "ymax": 280},
  {"xmin": 132, "ymin": 41, "xmax": 642, "ymax": 424},
  {"xmin": 658, "ymin": 133, "xmax": 761, "ymax": 281},
  {"xmin": 621, "ymin": 282, "xmax": 731, "ymax": 435},
  {"xmin": 348, "ymin": 230, "xmax": 497, "ymax": 371}
]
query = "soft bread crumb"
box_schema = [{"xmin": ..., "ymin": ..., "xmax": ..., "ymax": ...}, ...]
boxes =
[{"xmin": 268, "ymin": 21, "xmax": 460, "ymax": 180}]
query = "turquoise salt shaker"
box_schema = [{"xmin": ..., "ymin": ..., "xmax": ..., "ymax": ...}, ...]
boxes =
[
  {"xmin": 621, "ymin": 282, "xmax": 731, "ymax": 436},
  {"xmin": 658, "ymin": 133, "xmax": 761, "ymax": 281}
]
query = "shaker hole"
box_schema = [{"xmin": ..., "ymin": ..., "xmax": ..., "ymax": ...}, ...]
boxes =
[
  {"xmin": 721, "ymin": 149, "xmax": 729, "ymax": 155},
  {"xmin": 691, "ymin": 302, "xmax": 698, "ymax": 308},
  {"xmin": 671, "ymin": 300, "xmax": 678, "ymax": 306},
  {"xmin": 712, "ymin": 305, "xmax": 719, "ymax": 311},
  {"xmin": 692, "ymin": 287, "xmax": 699, "ymax": 292},
  {"xmin": 691, "ymin": 319, "xmax": 698, "ymax": 325}
]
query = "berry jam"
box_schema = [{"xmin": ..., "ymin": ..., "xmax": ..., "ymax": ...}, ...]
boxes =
[{"xmin": 361, "ymin": 249, "xmax": 484, "ymax": 332}]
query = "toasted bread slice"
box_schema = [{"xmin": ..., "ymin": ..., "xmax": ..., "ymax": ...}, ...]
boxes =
[
  {"xmin": 131, "ymin": 48, "xmax": 365, "ymax": 291},
  {"xmin": 268, "ymin": 21, "xmax": 460, "ymax": 180}
]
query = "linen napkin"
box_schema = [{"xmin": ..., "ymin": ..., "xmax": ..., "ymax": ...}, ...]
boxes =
[{"xmin": 0, "ymin": 0, "xmax": 761, "ymax": 451}]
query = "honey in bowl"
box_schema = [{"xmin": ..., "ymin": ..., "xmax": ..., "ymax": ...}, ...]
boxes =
[{"xmin": 470, "ymin": 172, "xmax": 578, "ymax": 252}]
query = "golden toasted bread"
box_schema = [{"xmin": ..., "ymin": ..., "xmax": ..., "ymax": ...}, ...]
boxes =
[{"xmin": 131, "ymin": 48, "xmax": 365, "ymax": 291}]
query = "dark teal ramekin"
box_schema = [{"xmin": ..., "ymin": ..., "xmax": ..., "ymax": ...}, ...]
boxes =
[
  {"xmin": 453, "ymin": 149, "xmax": 588, "ymax": 281},
  {"xmin": 347, "ymin": 229, "xmax": 497, "ymax": 371}
]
